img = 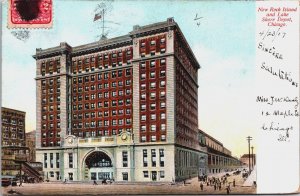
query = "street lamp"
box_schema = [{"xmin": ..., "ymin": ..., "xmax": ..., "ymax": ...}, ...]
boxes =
[{"xmin": 246, "ymin": 136, "xmax": 252, "ymax": 173}]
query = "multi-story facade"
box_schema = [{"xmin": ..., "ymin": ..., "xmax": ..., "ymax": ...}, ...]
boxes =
[
  {"xmin": 26, "ymin": 130, "xmax": 36, "ymax": 162},
  {"xmin": 199, "ymin": 129, "xmax": 242, "ymax": 175},
  {"xmin": 1, "ymin": 107, "xmax": 28, "ymax": 176},
  {"xmin": 33, "ymin": 18, "xmax": 201, "ymax": 182}
]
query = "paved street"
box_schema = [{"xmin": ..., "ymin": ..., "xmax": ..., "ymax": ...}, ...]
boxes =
[{"xmin": 1, "ymin": 173, "xmax": 256, "ymax": 195}]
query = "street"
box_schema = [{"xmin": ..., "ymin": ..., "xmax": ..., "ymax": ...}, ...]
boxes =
[{"xmin": 1, "ymin": 172, "xmax": 256, "ymax": 195}]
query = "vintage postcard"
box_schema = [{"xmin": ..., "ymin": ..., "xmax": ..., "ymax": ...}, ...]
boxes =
[{"xmin": 0, "ymin": 0, "xmax": 299, "ymax": 195}]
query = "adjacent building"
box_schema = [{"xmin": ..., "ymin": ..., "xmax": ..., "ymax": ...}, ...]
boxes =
[
  {"xmin": 199, "ymin": 129, "xmax": 242, "ymax": 175},
  {"xmin": 34, "ymin": 18, "xmax": 201, "ymax": 182},
  {"xmin": 26, "ymin": 130, "xmax": 36, "ymax": 162},
  {"xmin": 1, "ymin": 107, "xmax": 28, "ymax": 176}
]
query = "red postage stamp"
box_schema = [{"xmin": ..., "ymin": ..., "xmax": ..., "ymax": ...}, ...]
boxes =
[{"xmin": 8, "ymin": 0, "xmax": 53, "ymax": 28}]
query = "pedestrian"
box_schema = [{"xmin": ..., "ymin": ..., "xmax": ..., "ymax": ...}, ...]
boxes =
[
  {"xmin": 93, "ymin": 180, "xmax": 98, "ymax": 185},
  {"xmin": 214, "ymin": 183, "xmax": 216, "ymax": 190},
  {"xmin": 226, "ymin": 186, "xmax": 230, "ymax": 194},
  {"xmin": 200, "ymin": 182, "xmax": 203, "ymax": 191},
  {"xmin": 233, "ymin": 179, "xmax": 235, "ymax": 187},
  {"xmin": 207, "ymin": 181, "xmax": 209, "ymax": 186},
  {"xmin": 219, "ymin": 182, "xmax": 222, "ymax": 190}
]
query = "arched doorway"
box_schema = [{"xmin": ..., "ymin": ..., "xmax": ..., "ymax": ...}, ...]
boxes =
[{"xmin": 84, "ymin": 151, "xmax": 114, "ymax": 181}]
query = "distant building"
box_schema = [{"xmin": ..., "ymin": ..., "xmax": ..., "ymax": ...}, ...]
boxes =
[
  {"xmin": 1, "ymin": 107, "xmax": 28, "ymax": 176},
  {"xmin": 26, "ymin": 130, "xmax": 36, "ymax": 162},
  {"xmin": 240, "ymin": 154, "xmax": 256, "ymax": 168},
  {"xmin": 34, "ymin": 18, "xmax": 201, "ymax": 182}
]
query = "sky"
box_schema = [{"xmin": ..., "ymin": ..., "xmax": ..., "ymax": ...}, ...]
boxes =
[{"xmin": 1, "ymin": 0, "xmax": 256, "ymax": 158}]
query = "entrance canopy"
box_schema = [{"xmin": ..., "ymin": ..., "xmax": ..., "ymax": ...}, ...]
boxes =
[{"xmin": 85, "ymin": 151, "xmax": 112, "ymax": 169}]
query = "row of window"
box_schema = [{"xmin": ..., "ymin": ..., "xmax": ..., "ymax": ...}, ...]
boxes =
[
  {"xmin": 140, "ymin": 59, "xmax": 166, "ymax": 69},
  {"xmin": 140, "ymin": 80, "xmax": 166, "ymax": 90},
  {"xmin": 72, "ymin": 99, "xmax": 132, "ymax": 110},
  {"xmin": 73, "ymin": 108, "xmax": 131, "ymax": 119},
  {"xmin": 73, "ymin": 80, "xmax": 131, "ymax": 93},
  {"xmin": 41, "ymin": 78, "xmax": 60, "ymax": 86},
  {"xmin": 72, "ymin": 89, "xmax": 131, "ymax": 100},
  {"xmin": 72, "ymin": 128, "xmax": 131, "ymax": 137},
  {"xmin": 44, "ymin": 152, "xmax": 60, "ymax": 169},
  {"xmin": 72, "ymin": 62, "xmax": 132, "ymax": 74},
  {"xmin": 140, "ymin": 134, "xmax": 166, "ymax": 142},
  {"xmin": 72, "ymin": 49, "xmax": 132, "ymax": 66},
  {"xmin": 72, "ymin": 118, "xmax": 132, "ymax": 128},
  {"xmin": 140, "ymin": 70, "xmax": 166, "ymax": 80}
]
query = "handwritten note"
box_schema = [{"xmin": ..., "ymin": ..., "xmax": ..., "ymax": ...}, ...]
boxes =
[{"xmin": 256, "ymin": 1, "xmax": 299, "ymax": 193}]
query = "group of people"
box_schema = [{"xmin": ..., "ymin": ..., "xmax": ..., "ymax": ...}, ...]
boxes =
[{"xmin": 199, "ymin": 175, "xmax": 236, "ymax": 194}]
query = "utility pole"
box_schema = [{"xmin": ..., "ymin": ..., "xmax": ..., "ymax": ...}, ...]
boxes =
[
  {"xmin": 246, "ymin": 136, "xmax": 252, "ymax": 173},
  {"xmin": 251, "ymin": 146, "xmax": 254, "ymax": 169}
]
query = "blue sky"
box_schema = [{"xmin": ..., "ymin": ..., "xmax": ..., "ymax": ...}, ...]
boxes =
[{"xmin": 2, "ymin": 0, "xmax": 256, "ymax": 157}]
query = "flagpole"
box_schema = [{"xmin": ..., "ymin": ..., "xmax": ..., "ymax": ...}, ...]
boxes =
[{"xmin": 102, "ymin": 9, "xmax": 105, "ymax": 38}]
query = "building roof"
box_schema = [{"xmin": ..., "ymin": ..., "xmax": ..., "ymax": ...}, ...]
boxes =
[
  {"xmin": 240, "ymin": 154, "xmax": 256, "ymax": 158},
  {"xmin": 1, "ymin": 107, "xmax": 26, "ymax": 114},
  {"xmin": 32, "ymin": 18, "xmax": 200, "ymax": 69}
]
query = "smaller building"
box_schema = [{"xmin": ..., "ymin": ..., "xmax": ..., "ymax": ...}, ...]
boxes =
[
  {"xmin": 1, "ymin": 107, "xmax": 28, "ymax": 176},
  {"xmin": 26, "ymin": 130, "xmax": 36, "ymax": 162},
  {"xmin": 240, "ymin": 154, "xmax": 256, "ymax": 169}
]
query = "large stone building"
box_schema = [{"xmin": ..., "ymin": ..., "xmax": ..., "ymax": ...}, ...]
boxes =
[
  {"xmin": 33, "ymin": 18, "xmax": 202, "ymax": 182},
  {"xmin": 1, "ymin": 107, "xmax": 28, "ymax": 176}
]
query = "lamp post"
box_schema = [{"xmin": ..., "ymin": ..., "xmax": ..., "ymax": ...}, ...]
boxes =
[{"xmin": 246, "ymin": 136, "xmax": 252, "ymax": 173}]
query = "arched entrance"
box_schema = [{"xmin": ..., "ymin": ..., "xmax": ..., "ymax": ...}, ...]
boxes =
[{"xmin": 84, "ymin": 151, "xmax": 114, "ymax": 181}]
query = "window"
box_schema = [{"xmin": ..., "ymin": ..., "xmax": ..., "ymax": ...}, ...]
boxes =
[
  {"xmin": 141, "ymin": 125, "xmax": 146, "ymax": 131},
  {"xmin": 161, "ymin": 113, "xmax": 166, "ymax": 120},
  {"xmin": 141, "ymin": 115, "xmax": 146, "ymax": 121},
  {"xmin": 140, "ymin": 62, "xmax": 146, "ymax": 69},
  {"xmin": 160, "ymin": 59, "xmax": 166, "ymax": 66},
  {"xmin": 122, "ymin": 151, "xmax": 128, "ymax": 167},
  {"xmin": 141, "ymin": 93, "xmax": 146, "ymax": 100},
  {"xmin": 69, "ymin": 153, "xmax": 73, "ymax": 168},
  {"xmin": 160, "ymin": 81, "xmax": 166, "ymax": 87},
  {"xmin": 151, "ymin": 135, "xmax": 156, "ymax": 142},
  {"xmin": 150, "ymin": 72, "xmax": 155, "ymax": 78},
  {"xmin": 141, "ymin": 73, "xmax": 146, "ymax": 80},
  {"xmin": 150, "ymin": 40, "xmax": 156, "ymax": 45},
  {"xmin": 160, "ymin": 70, "xmax": 166, "ymax": 77},
  {"xmin": 44, "ymin": 153, "xmax": 47, "ymax": 168},
  {"xmin": 150, "ymin": 92, "xmax": 156, "ymax": 99},
  {"xmin": 141, "ymin": 104, "xmax": 146, "ymax": 111},
  {"xmin": 161, "ymin": 134, "xmax": 166, "ymax": 141},
  {"xmin": 150, "ymin": 82, "xmax": 156, "ymax": 89},
  {"xmin": 122, "ymin": 173, "xmax": 128, "ymax": 181},
  {"xmin": 126, "ymin": 68, "xmax": 131, "ymax": 76},
  {"xmin": 161, "ymin": 124, "xmax": 166, "ymax": 131},
  {"xmin": 150, "ymin": 103, "xmax": 156, "ymax": 110},
  {"xmin": 160, "ymin": 91, "xmax": 166, "ymax": 98},
  {"xmin": 141, "ymin": 83, "xmax": 146, "ymax": 90},
  {"xmin": 143, "ymin": 149, "xmax": 148, "ymax": 167},
  {"xmin": 150, "ymin": 114, "xmax": 156, "ymax": 121},
  {"xmin": 56, "ymin": 153, "xmax": 60, "ymax": 168},
  {"xmin": 159, "ymin": 149, "xmax": 165, "ymax": 167},
  {"xmin": 143, "ymin": 171, "xmax": 149, "ymax": 178},
  {"xmin": 160, "ymin": 171, "xmax": 165, "ymax": 178},
  {"xmin": 151, "ymin": 149, "xmax": 156, "ymax": 167},
  {"xmin": 141, "ymin": 135, "xmax": 146, "ymax": 142},
  {"xmin": 160, "ymin": 102, "xmax": 166, "ymax": 108},
  {"xmin": 150, "ymin": 60, "xmax": 156, "ymax": 68}
]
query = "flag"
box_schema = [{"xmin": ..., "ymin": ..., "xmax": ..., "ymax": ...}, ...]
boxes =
[{"xmin": 94, "ymin": 13, "xmax": 102, "ymax": 22}]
